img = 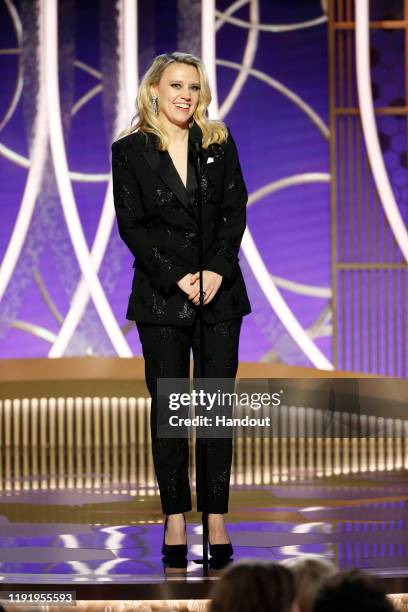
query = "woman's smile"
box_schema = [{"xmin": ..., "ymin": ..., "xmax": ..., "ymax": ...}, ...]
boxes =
[{"xmin": 151, "ymin": 62, "xmax": 200, "ymax": 126}]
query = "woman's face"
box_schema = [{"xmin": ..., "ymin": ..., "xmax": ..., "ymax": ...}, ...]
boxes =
[{"xmin": 151, "ymin": 62, "xmax": 200, "ymax": 128}]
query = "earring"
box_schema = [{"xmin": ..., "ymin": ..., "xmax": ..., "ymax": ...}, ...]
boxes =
[{"xmin": 151, "ymin": 96, "xmax": 158, "ymax": 115}]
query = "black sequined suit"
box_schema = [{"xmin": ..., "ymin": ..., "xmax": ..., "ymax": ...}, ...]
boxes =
[
  {"xmin": 111, "ymin": 122, "xmax": 251, "ymax": 514},
  {"xmin": 137, "ymin": 317, "xmax": 242, "ymax": 514},
  {"xmin": 111, "ymin": 122, "xmax": 251, "ymax": 325}
]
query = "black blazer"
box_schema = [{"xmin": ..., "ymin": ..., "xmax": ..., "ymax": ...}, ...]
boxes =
[{"xmin": 111, "ymin": 121, "xmax": 252, "ymax": 326}]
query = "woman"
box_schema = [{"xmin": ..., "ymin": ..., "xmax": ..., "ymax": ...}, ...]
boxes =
[
  {"xmin": 111, "ymin": 51, "xmax": 251, "ymax": 561},
  {"xmin": 208, "ymin": 560, "xmax": 300, "ymax": 612},
  {"xmin": 313, "ymin": 570, "xmax": 396, "ymax": 612},
  {"xmin": 282, "ymin": 556, "xmax": 335, "ymax": 612}
]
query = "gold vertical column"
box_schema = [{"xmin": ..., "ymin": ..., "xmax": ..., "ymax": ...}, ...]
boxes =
[
  {"xmin": 4, "ymin": 399, "xmax": 12, "ymax": 491},
  {"xmin": 111, "ymin": 397, "xmax": 119, "ymax": 487},
  {"xmin": 404, "ymin": 420, "xmax": 408, "ymax": 469},
  {"xmin": 48, "ymin": 397, "xmax": 57, "ymax": 489},
  {"xmin": 324, "ymin": 403, "xmax": 333, "ymax": 478},
  {"xmin": 342, "ymin": 410, "xmax": 350, "ymax": 475},
  {"xmin": 386, "ymin": 418, "xmax": 394, "ymax": 471},
  {"xmin": 75, "ymin": 397, "xmax": 83, "ymax": 489},
  {"xmin": 394, "ymin": 419, "xmax": 402, "ymax": 470},
  {"xmin": 84, "ymin": 397, "xmax": 93, "ymax": 489},
  {"xmin": 128, "ymin": 397, "xmax": 137, "ymax": 487},
  {"xmin": 57, "ymin": 397, "xmax": 65, "ymax": 490},
  {"xmin": 66, "ymin": 397, "xmax": 74, "ymax": 489},
  {"xmin": 360, "ymin": 414, "xmax": 368, "ymax": 473},
  {"xmin": 289, "ymin": 406, "xmax": 298, "ymax": 481},
  {"xmin": 351, "ymin": 413, "xmax": 359, "ymax": 473},
  {"xmin": 12, "ymin": 399, "xmax": 21, "ymax": 491},
  {"xmin": 22, "ymin": 398, "xmax": 30, "ymax": 490},
  {"xmin": 333, "ymin": 410, "xmax": 341, "ymax": 475},
  {"xmin": 93, "ymin": 397, "xmax": 101, "ymax": 489},
  {"xmin": 315, "ymin": 409, "xmax": 324, "ymax": 478},
  {"xmin": 244, "ymin": 417, "xmax": 253, "ymax": 485},
  {"xmin": 272, "ymin": 403, "xmax": 279, "ymax": 483},
  {"xmin": 39, "ymin": 398, "xmax": 48, "ymax": 490},
  {"xmin": 297, "ymin": 407, "xmax": 306, "ymax": 480},
  {"xmin": 306, "ymin": 408, "xmax": 315, "ymax": 478},
  {"xmin": 368, "ymin": 415, "xmax": 377, "ymax": 471},
  {"xmin": 377, "ymin": 417, "xmax": 385, "ymax": 471},
  {"xmin": 30, "ymin": 398, "xmax": 39, "ymax": 490},
  {"xmin": 253, "ymin": 402, "xmax": 262, "ymax": 485},
  {"xmin": 119, "ymin": 397, "xmax": 128, "ymax": 489},
  {"xmin": 102, "ymin": 397, "xmax": 111, "ymax": 487},
  {"xmin": 279, "ymin": 405, "xmax": 288, "ymax": 482},
  {"xmin": 262, "ymin": 400, "xmax": 271, "ymax": 484},
  {"xmin": 254, "ymin": 422, "xmax": 262, "ymax": 485}
]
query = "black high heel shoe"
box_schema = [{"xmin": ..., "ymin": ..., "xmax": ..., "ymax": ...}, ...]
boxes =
[
  {"xmin": 161, "ymin": 514, "xmax": 187, "ymax": 560},
  {"xmin": 202, "ymin": 513, "xmax": 233, "ymax": 560}
]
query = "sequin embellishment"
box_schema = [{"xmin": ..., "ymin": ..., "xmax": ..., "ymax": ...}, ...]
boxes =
[
  {"xmin": 178, "ymin": 301, "xmax": 195, "ymax": 319},
  {"xmin": 181, "ymin": 230, "xmax": 197, "ymax": 249},
  {"xmin": 151, "ymin": 293, "xmax": 166, "ymax": 318},
  {"xmin": 111, "ymin": 149, "xmax": 129, "ymax": 168},
  {"xmin": 117, "ymin": 184, "xmax": 135, "ymax": 211},
  {"xmin": 151, "ymin": 246, "xmax": 174, "ymax": 270},
  {"xmin": 156, "ymin": 187, "xmax": 175, "ymax": 207},
  {"xmin": 227, "ymin": 167, "xmax": 244, "ymax": 191},
  {"xmin": 209, "ymin": 143, "xmax": 224, "ymax": 160}
]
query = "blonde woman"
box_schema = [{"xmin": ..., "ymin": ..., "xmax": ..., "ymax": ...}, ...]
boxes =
[
  {"xmin": 111, "ymin": 52, "xmax": 251, "ymax": 562},
  {"xmin": 282, "ymin": 556, "xmax": 336, "ymax": 612}
]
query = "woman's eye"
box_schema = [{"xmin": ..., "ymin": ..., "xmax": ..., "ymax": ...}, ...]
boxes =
[
  {"xmin": 192, "ymin": 86, "xmax": 200, "ymax": 91},
  {"xmin": 171, "ymin": 83, "xmax": 181, "ymax": 88}
]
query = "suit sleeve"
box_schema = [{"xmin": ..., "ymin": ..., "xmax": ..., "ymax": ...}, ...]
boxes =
[
  {"xmin": 204, "ymin": 128, "xmax": 248, "ymax": 281},
  {"xmin": 111, "ymin": 140, "xmax": 192, "ymax": 295}
]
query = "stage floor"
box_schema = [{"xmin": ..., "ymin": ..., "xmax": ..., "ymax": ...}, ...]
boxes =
[{"xmin": 0, "ymin": 470, "xmax": 408, "ymax": 600}]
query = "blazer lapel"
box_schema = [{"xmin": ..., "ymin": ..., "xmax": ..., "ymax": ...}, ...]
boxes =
[
  {"xmin": 140, "ymin": 123, "xmax": 209, "ymax": 217},
  {"xmin": 143, "ymin": 148, "xmax": 189, "ymax": 210},
  {"xmin": 141, "ymin": 130, "xmax": 191, "ymax": 217}
]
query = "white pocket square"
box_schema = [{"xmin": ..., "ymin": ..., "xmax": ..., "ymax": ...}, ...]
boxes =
[{"xmin": 207, "ymin": 157, "xmax": 214, "ymax": 164}]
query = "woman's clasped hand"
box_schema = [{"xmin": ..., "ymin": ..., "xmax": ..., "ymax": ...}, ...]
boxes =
[{"xmin": 177, "ymin": 270, "xmax": 223, "ymax": 305}]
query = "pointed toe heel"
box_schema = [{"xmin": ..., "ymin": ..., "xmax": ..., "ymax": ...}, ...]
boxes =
[
  {"xmin": 161, "ymin": 515, "xmax": 187, "ymax": 560},
  {"xmin": 202, "ymin": 513, "xmax": 233, "ymax": 561}
]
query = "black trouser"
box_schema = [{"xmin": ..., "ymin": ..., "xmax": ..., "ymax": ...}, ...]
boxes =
[{"xmin": 136, "ymin": 316, "xmax": 242, "ymax": 515}]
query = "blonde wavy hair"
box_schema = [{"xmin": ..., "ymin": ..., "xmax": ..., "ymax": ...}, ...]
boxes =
[{"xmin": 118, "ymin": 51, "xmax": 228, "ymax": 150}]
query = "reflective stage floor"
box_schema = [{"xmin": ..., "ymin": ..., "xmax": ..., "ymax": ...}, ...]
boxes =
[{"xmin": 0, "ymin": 470, "xmax": 408, "ymax": 601}]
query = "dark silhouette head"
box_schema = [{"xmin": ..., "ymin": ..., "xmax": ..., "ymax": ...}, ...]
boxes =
[
  {"xmin": 208, "ymin": 559, "xmax": 299, "ymax": 612},
  {"xmin": 313, "ymin": 570, "xmax": 395, "ymax": 612},
  {"xmin": 283, "ymin": 556, "xmax": 336, "ymax": 612}
]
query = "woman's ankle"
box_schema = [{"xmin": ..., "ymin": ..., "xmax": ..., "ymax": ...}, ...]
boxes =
[
  {"xmin": 165, "ymin": 513, "xmax": 185, "ymax": 521},
  {"xmin": 208, "ymin": 513, "xmax": 226, "ymax": 522}
]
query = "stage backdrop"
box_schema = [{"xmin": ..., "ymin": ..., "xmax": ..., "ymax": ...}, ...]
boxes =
[{"xmin": 0, "ymin": 0, "xmax": 406, "ymax": 375}]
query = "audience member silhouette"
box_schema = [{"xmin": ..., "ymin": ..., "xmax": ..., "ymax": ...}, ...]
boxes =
[
  {"xmin": 283, "ymin": 555, "xmax": 336, "ymax": 612},
  {"xmin": 208, "ymin": 559, "xmax": 300, "ymax": 612},
  {"xmin": 313, "ymin": 569, "xmax": 396, "ymax": 612}
]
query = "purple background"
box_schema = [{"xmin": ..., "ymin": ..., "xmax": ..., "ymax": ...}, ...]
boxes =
[{"xmin": 1, "ymin": 0, "xmax": 405, "ymax": 373}]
